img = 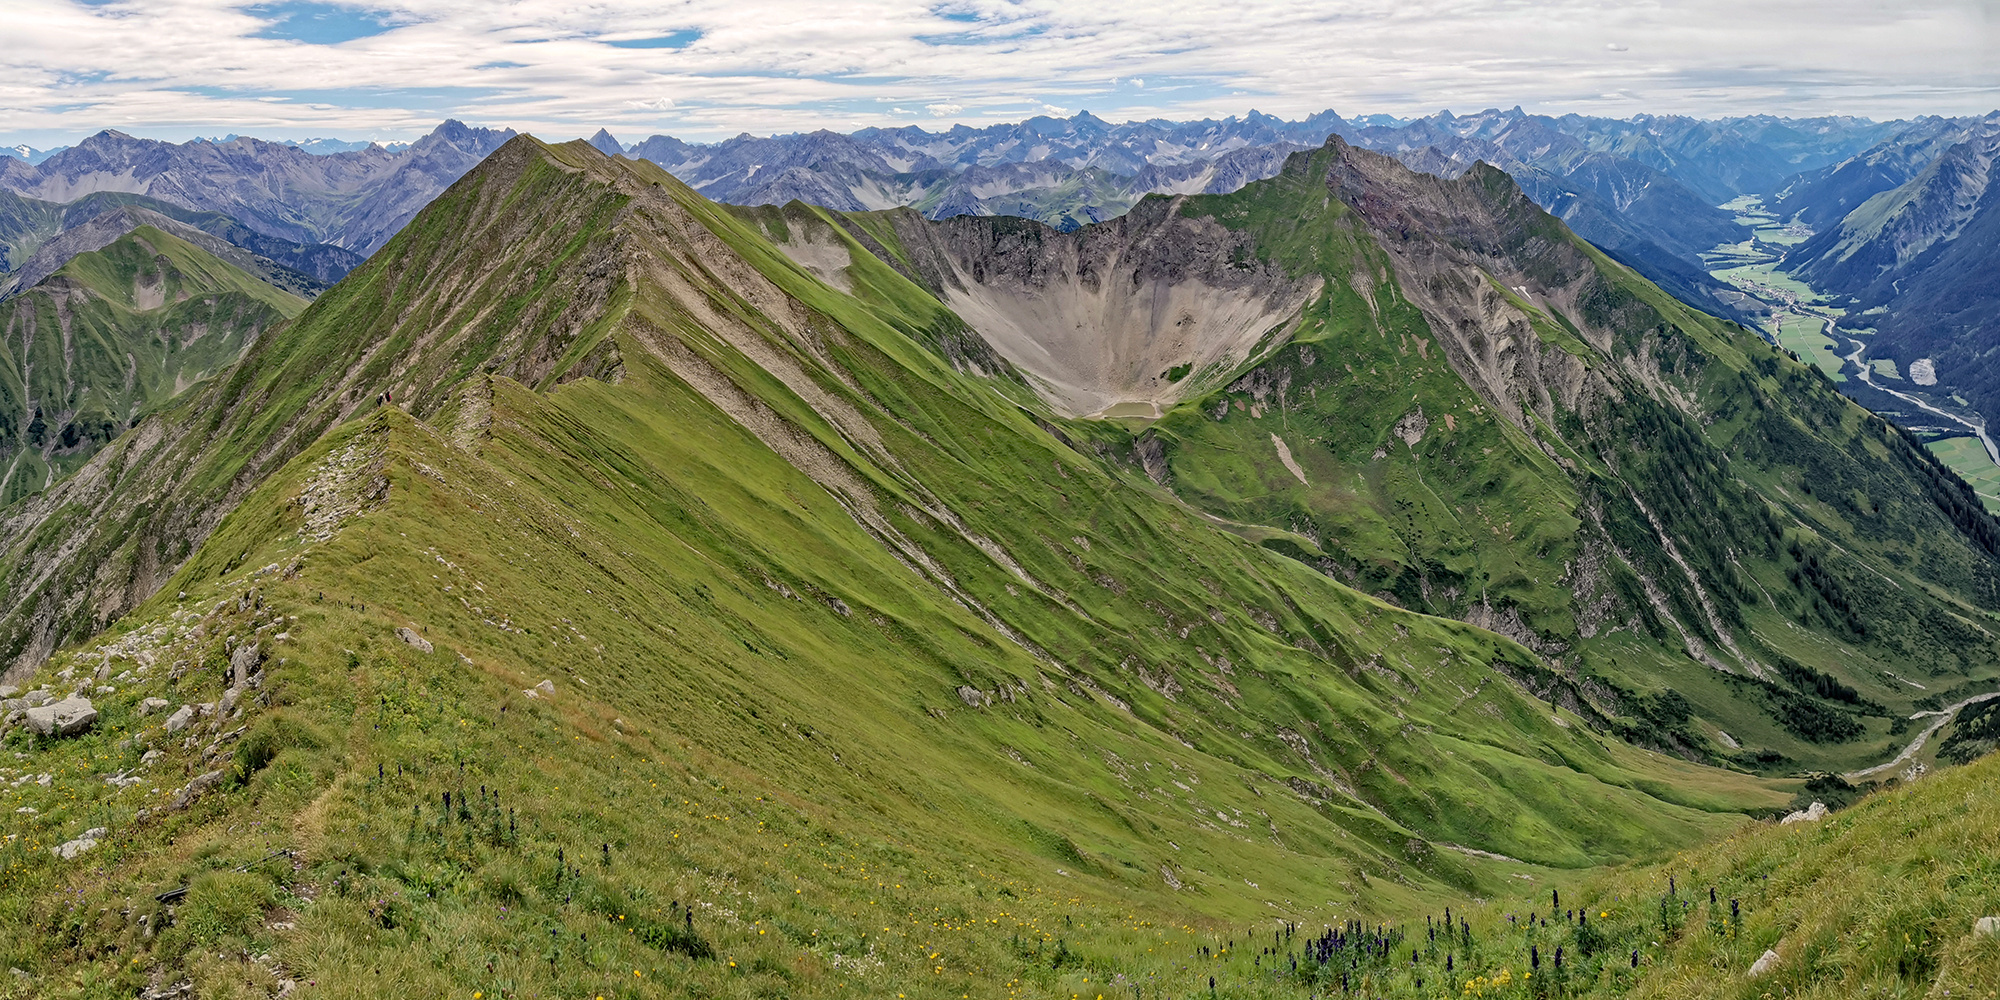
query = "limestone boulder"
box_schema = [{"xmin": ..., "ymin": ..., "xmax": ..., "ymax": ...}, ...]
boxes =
[
  {"xmin": 396, "ymin": 626, "xmax": 433, "ymax": 654},
  {"xmin": 1780, "ymin": 801, "xmax": 1828, "ymax": 825},
  {"xmin": 26, "ymin": 698, "xmax": 97, "ymax": 737},
  {"xmin": 1748, "ymin": 949, "xmax": 1780, "ymax": 976}
]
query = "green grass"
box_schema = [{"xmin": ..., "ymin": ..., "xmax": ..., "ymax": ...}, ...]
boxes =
[{"xmin": 1711, "ymin": 262, "xmax": 1825, "ymax": 305}]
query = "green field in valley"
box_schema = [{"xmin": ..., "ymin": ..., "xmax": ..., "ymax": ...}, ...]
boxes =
[
  {"xmin": 1927, "ymin": 435, "xmax": 2000, "ymax": 512},
  {"xmin": 1767, "ymin": 310, "xmax": 1847, "ymax": 380}
]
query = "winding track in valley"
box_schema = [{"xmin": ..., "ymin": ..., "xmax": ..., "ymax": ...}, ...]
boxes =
[
  {"xmin": 1842, "ymin": 323, "xmax": 2000, "ymax": 466},
  {"xmin": 1844, "ymin": 690, "xmax": 2000, "ymax": 781}
]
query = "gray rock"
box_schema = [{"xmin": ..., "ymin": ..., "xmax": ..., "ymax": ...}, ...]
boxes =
[
  {"xmin": 23, "ymin": 689, "xmax": 52, "ymax": 708},
  {"xmin": 163, "ymin": 705, "xmax": 195, "ymax": 733},
  {"xmin": 229, "ymin": 641, "xmax": 262, "ymax": 683},
  {"xmin": 1976, "ymin": 916, "xmax": 2000, "ymax": 937},
  {"xmin": 396, "ymin": 626, "xmax": 433, "ymax": 653},
  {"xmin": 0, "ymin": 685, "xmax": 16, "ymax": 698},
  {"xmin": 52, "ymin": 835, "xmax": 99, "ymax": 859},
  {"xmin": 169, "ymin": 769, "xmax": 227, "ymax": 812},
  {"xmin": 1781, "ymin": 801, "xmax": 1829, "ymax": 825},
  {"xmin": 137, "ymin": 697, "xmax": 170, "ymax": 716},
  {"xmin": 1748, "ymin": 948, "xmax": 1781, "ymax": 976},
  {"xmin": 956, "ymin": 685, "xmax": 987, "ymax": 708},
  {"xmin": 219, "ymin": 688, "xmax": 242, "ymax": 715},
  {"xmin": 25, "ymin": 698, "xmax": 97, "ymax": 737}
]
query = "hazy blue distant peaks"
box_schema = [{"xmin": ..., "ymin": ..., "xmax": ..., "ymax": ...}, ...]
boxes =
[
  {"xmin": 191, "ymin": 134, "xmax": 405, "ymax": 154},
  {"xmin": 5, "ymin": 144, "xmax": 68, "ymax": 165},
  {"xmin": 588, "ymin": 129, "xmax": 625, "ymax": 156},
  {"xmin": 290, "ymin": 137, "xmax": 410, "ymax": 154}
]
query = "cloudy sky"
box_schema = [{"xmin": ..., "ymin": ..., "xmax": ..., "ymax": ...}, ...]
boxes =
[{"xmin": 6, "ymin": 0, "xmax": 1999, "ymax": 148}]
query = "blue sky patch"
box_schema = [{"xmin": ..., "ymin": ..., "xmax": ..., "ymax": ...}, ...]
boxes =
[
  {"xmin": 604, "ymin": 30, "xmax": 701, "ymax": 50},
  {"xmin": 245, "ymin": 2, "xmax": 397, "ymax": 45}
]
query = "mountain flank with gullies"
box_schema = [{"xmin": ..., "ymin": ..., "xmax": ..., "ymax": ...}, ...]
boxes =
[
  {"xmin": 0, "ymin": 134, "xmax": 1996, "ymax": 998},
  {"xmin": 0, "ymin": 223, "xmax": 307, "ymax": 506},
  {"xmin": 758, "ymin": 135, "xmax": 2000, "ymax": 777}
]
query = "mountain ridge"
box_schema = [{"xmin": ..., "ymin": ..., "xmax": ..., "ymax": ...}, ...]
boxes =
[
  {"xmin": 0, "ymin": 129, "xmax": 1995, "ymax": 999},
  {"xmin": 0, "ymin": 120, "xmax": 516, "ymax": 255}
]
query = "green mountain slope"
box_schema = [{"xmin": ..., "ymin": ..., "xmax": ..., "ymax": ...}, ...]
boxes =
[
  {"xmin": 817, "ymin": 138, "xmax": 2000, "ymax": 777},
  {"xmin": 0, "ymin": 225, "xmax": 305, "ymax": 505},
  {"xmin": 0, "ymin": 189, "xmax": 65, "ymax": 273},
  {"xmin": 2, "ymin": 135, "xmax": 1996, "ymax": 1000},
  {"xmin": 0, "ymin": 136, "xmax": 1812, "ymax": 998}
]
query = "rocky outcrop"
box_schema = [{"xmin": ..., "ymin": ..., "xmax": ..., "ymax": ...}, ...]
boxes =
[
  {"xmin": 53, "ymin": 827, "xmax": 106, "ymax": 859},
  {"xmin": 25, "ymin": 697, "xmax": 95, "ymax": 737},
  {"xmin": 1321, "ymin": 137, "xmax": 1609, "ymax": 435},
  {"xmin": 1780, "ymin": 801, "xmax": 1829, "ymax": 824},
  {"xmin": 1748, "ymin": 949, "xmax": 1781, "ymax": 977},
  {"xmin": 395, "ymin": 626, "xmax": 433, "ymax": 654}
]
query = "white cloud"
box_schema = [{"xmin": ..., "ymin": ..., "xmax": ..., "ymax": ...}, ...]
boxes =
[
  {"xmin": 0, "ymin": 0, "xmax": 1996, "ymax": 147},
  {"xmin": 925, "ymin": 102, "xmax": 964, "ymax": 117},
  {"xmin": 1040, "ymin": 103, "xmax": 1069, "ymax": 115},
  {"xmin": 1606, "ymin": 42, "xmax": 1629, "ymax": 51},
  {"xmin": 627, "ymin": 97, "xmax": 676, "ymax": 110}
]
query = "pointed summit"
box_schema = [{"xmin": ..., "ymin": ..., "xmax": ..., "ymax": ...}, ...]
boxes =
[{"xmin": 588, "ymin": 128, "xmax": 625, "ymax": 156}]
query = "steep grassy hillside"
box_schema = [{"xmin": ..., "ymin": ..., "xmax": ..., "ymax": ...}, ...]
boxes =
[
  {"xmin": 814, "ymin": 139, "xmax": 2000, "ymax": 778},
  {"xmin": 0, "ymin": 225, "xmax": 305, "ymax": 504},
  {"xmin": 0, "ymin": 136, "xmax": 1820, "ymax": 999},
  {"xmin": 0, "ymin": 189, "xmax": 65, "ymax": 273}
]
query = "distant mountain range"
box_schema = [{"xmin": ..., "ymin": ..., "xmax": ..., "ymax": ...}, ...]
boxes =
[
  {"xmin": 191, "ymin": 135, "xmax": 412, "ymax": 155},
  {"xmin": 4, "ymin": 145, "xmax": 67, "ymax": 166},
  {"xmin": 0, "ymin": 119, "xmax": 516, "ymax": 256}
]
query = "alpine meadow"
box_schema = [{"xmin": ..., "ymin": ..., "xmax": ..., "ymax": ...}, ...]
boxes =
[{"xmin": 4, "ymin": 9, "xmax": 2000, "ymax": 996}]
